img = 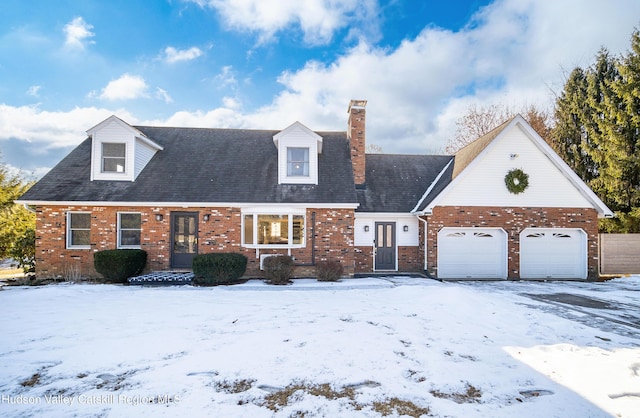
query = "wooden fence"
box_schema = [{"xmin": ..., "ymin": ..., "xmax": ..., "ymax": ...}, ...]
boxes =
[{"xmin": 599, "ymin": 234, "xmax": 640, "ymax": 275}]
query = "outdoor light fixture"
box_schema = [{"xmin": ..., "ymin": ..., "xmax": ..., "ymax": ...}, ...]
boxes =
[
  {"xmin": 403, "ymin": 225, "xmax": 409, "ymax": 232},
  {"xmin": 364, "ymin": 225, "xmax": 370, "ymax": 232},
  {"xmin": 155, "ymin": 214, "xmax": 163, "ymax": 221},
  {"xmin": 203, "ymin": 214, "xmax": 210, "ymax": 221}
]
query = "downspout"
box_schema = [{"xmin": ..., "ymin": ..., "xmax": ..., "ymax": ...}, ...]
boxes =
[
  {"xmin": 295, "ymin": 211, "xmax": 316, "ymax": 267},
  {"xmin": 23, "ymin": 203, "xmax": 36, "ymax": 213},
  {"xmin": 417, "ymin": 216, "xmax": 428, "ymax": 272}
]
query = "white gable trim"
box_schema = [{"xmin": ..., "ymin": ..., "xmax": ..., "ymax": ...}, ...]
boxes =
[
  {"xmin": 410, "ymin": 158, "xmax": 454, "ymax": 214},
  {"xmin": 273, "ymin": 121, "xmax": 323, "ymax": 153},
  {"xmin": 422, "ymin": 115, "xmax": 613, "ymax": 218}
]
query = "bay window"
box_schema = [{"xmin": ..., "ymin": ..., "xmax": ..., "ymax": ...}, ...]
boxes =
[{"xmin": 243, "ymin": 212, "xmax": 305, "ymax": 247}]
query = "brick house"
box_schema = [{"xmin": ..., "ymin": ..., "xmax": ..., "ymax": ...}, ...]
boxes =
[{"xmin": 18, "ymin": 100, "xmax": 612, "ymax": 280}]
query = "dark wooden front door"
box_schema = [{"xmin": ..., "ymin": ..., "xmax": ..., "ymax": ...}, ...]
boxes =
[
  {"xmin": 375, "ymin": 222, "xmax": 396, "ymax": 270},
  {"xmin": 171, "ymin": 212, "xmax": 198, "ymax": 269}
]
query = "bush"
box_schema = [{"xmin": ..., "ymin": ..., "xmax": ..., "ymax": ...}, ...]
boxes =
[
  {"xmin": 93, "ymin": 249, "xmax": 147, "ymax": 283},
  {"xmin": 192, "ymin": 253, "xmax": 247, "ymax": 285},
  {"xmin": 316, "ymin": 260, "xmax": 343, "ymax": 282},
  {"xmin": 263, "ymin": 255, "xmax": 294, "ymax": 285},
  {"xmin": 9, "ymin": 227, "xmax": 35, "ymax": 273}
]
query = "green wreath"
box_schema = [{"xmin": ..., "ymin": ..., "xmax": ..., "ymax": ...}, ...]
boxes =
[{"xmin": 504, "ymin": 168, "xmax": 529, "ymax": 194}]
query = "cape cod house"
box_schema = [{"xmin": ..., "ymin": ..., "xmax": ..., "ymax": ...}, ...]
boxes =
[{"xmin": 18, "ymin": 100, "xmax": 613, "ymax": 280}]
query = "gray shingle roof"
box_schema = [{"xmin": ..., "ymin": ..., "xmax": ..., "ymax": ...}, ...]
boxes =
[
  {"xmin": 357, "ymin": 154, "xmax": 454, "ymax": 212},
  {"xmin": 20, "ymin": 126, "xmax": 358, "ymax": 205}
]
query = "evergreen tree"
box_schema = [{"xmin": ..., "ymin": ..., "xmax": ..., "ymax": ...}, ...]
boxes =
[
  {"xmin": 0, "ymin": 159, "xmax": 35, "ymax": 260},
  {"xmin": 550, "ymin": 67, "xmax": 597, "ymax": 183}
]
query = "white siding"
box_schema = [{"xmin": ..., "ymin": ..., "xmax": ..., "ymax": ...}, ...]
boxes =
[
  {"xmin": 134, "ymin": 138, "xmax": 158, "ymax": 179},
  {"xmin": 91, "ymin": 119, "xmax": 135, "ymax": 182},
  {"xmin": 438, "ymin": 124, "xmax": 594, "ymax": 208},
  {"xmin": 354, "ymin": 214, "xmax": 418, "ymax": 246}
]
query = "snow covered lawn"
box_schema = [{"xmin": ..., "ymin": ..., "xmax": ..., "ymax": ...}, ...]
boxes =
[{"xmin": 1, "ymin": 277, "xmax": 639, "ymax": 417}]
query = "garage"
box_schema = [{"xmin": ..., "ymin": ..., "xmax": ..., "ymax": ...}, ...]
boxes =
[
  {"xmin": 520, "ymin": 228, "xmax": 587, "ymax": 279},
  {"xmin": 437, "ymin": 227, "xmax": 507, "ymax": 279}
]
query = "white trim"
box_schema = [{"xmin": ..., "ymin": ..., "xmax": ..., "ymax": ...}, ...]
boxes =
[
  {"xmin": 16, "ymin": 200, "xmax": 360, "ymax": 209},
  {"xmin": 241, "ymin": 212, "xmax": 306, "ymax": 249},
  {"xmin": 66, "ymin": 211, "xmax": 91, "ymax": 249},
  {"xmin": 117, "ymin": 212, "xmax": 142, "ymax": 249},
  {"xmin": 410, "ymin": 158, "xmax": 454, "ymax": 213},
  {"xmin": 87, "ymin": 115, "xmax": 162, "ymax": 150}
]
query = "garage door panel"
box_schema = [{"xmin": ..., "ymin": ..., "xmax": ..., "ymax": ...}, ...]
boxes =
[
  {"xmin": 437, "ymin": 228, "xmax": 507, "ymax": 279},
  {"xmin": 520, "ymin": 228, "xmax": 587, "ymax": 279}
]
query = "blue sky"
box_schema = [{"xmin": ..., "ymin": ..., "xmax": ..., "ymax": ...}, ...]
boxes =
[{"xmin": 1, "ymin": 0, "xmax": 639, "ymax": 178}]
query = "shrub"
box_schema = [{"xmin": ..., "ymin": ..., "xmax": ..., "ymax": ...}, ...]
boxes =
[
  {"xmin": 93, "ymin": 249, "xmax": 147, "ymax": 283},
  {"xmin": 316, "ymin": 260, "xmax": 343, "ymax": 282},
  {"xmin": 192, "ymin": 253, "xmax": 247, "ymax": 285},
  {"xmin": 9, "ymin": 227, "xmax": 35, "ymax": 273},
  {"xmin": 263, "ymin": 255, "xmax": 294, "ymax": 285}
]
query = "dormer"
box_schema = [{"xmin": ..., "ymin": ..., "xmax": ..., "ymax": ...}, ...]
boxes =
[
  {"xmin": 273, "ymin": 121, "xmax": 323, "ymax": 185},
  {"xmin": 87, "ymin": 115, "xmax": 163, "ymax": 182}
]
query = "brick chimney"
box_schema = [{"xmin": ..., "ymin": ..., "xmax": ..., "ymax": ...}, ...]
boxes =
[{"xmin": 348, "ymin": 99, "xmax": 367, "ymax": 186}]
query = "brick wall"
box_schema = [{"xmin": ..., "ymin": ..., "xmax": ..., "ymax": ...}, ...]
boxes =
[
  {"xmin": 34, "ymin": 205, "xmax": 356, "ymax": 279},
  {"xmin": 424, "ymin": 206, "xmax": 599, "ymax": 280}
]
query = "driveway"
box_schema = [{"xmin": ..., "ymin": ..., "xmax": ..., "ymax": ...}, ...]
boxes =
[{"xmin": 461, "ymin": 278, "xmax": 640, "ymax": 339}]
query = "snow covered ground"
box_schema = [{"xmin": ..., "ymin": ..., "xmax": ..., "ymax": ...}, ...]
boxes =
[{"xmin": 0, "ymin": 277, "xmax": 639, "ymax": 417}]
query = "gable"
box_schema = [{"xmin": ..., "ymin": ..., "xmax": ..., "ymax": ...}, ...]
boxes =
[
  {"xmin": 426, "ymin": 116, "xmax": 613, "ymax": 217},
  {"xmin": 273, "ymin": 121, "xmax": 323, "ymax": 185}
]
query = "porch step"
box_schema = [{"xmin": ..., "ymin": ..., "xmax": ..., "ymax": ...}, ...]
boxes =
[{"xmin": 128, "ymin": 271, "xmax": 194, "ymax": 285}]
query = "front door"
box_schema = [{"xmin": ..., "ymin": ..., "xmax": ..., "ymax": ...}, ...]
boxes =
[
  {"xmin": 171, "ymin": 212, "xmax": 198, "ymax": 269},
  {"xmin": 375, "ymin": 222, "xmax": 396, "ymax": 270}
]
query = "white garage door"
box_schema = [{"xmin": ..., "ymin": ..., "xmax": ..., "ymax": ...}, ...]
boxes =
[
  {"xmin": 520, "ymin": 228, "xmax": 587, "ymax": 279},
  {"xmin": 437, "ymin": 227, "xmax": 507, "ymax": 279}
]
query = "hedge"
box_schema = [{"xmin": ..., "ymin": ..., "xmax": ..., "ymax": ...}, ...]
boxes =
[
  {"xmin": 192, "ymin": 252, "xmax": 247, "ymax": 285},
  {"xmin": 94, "ymin": 249, "xmax": 147, "ymax": 283}
]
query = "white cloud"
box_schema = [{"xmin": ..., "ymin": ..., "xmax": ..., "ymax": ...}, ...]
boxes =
[
  {"xmin": 163, "ymin": 46, "xmax": 203, "ymax": 63},
  {"xmin": 155, "ymin": 87, "xmax": 173, "ymax": 103},
  {"xmin": 215, "ymin": 66, "xmax": 238, "ymax": 89},
  {"xmin": 63, "ymin": 16, "xmax": 95, "ymax": 49},
  {"xmin": 97, "ymin": 74, "xmax": 149, "ymax": 101},
  {"xmin": 192, "ymin": 0, "xmax": 379, "ymax": 45},
  {"xmin": 224, "ymin": 0, "xmax": 640, "ymax": 153},
  {"xmin": 0, "ymin": 104, "xmax": 135, "ymax": 148},
  {"xmin": 26, "ymin": 86, "xmax": 41, "ymax": 97}
]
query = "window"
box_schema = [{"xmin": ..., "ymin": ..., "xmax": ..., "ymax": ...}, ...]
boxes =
[
  {"xmin": 242, "ymin": 213, "xmax": 305, "ymax": 247},
  {"xmin": 102, "ymin": 143, "xmax": 126, "ymax": 173},
  {"xmin": 118, "ymin": 212, "xmax": 141, "ymax": 248},
  {"xmin": 287, "ymin": 147, "xmax": 309, "ymax": 177},
  {"xmin": 67, "ymin": 212, "xmax": 91, "ymax": 248}
]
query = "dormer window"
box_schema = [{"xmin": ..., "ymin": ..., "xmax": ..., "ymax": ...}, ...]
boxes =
[
  {"xmin": 287, "ymin": 147, "xmax": 309, "ymax": 177},
  {"xmin": 88, "ymin": 115, "xmax": 163, "ymax": 182},
  {"xmin": 102, "ymin": 143, "xmax": 126, "ymax": 173},
  {"xmin": 273, "ymin": 121, "xmax": 322, "ymax": 185}
]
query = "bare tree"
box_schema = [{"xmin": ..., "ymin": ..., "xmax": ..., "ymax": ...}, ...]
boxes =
[{"xmin": 445, "ymin": 103, "xmax": 552, "ymax": 154}]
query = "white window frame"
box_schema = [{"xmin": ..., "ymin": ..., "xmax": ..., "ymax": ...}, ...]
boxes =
[
  {"xmin": 117, "ymin": 212, "xmax": 142, "ymax": 249},
  {"xmin": 66, "ymin": 212, "xmax": 91, "ymax": 249},
  {"xmin": 101, "ymin": 142, "xmax": 127, "ymax": 174},
  {"xmin": 241, "ymin": 211, "xmax": 306, "ymax": 249},
  {"xmin": 287, "ymin": 147, "xmax": 310, "ymax": 177}
]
